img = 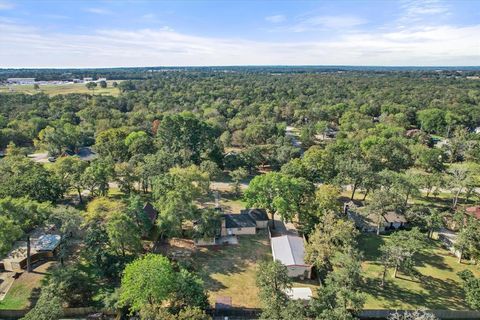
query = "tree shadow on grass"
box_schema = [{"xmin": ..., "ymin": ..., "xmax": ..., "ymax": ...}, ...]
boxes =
[
  {"xmin": 363, "ymin": 277, "xmax": 425, "ymax": 309},
  {"xmin": 358, "ymin": 234, "xmax": 386, "ymax": 261}
]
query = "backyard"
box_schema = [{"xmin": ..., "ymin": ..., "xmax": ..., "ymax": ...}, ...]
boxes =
[
  {"xmin": 359, "ymin": 234, "xmax": 480, "ymax": 310},
  {"xmin": 0, "ymin": 262, "xmax": 56, "ymax": 310}
]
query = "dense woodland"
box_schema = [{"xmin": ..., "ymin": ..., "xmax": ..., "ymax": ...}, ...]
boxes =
[{"xmin": 1, "ymin": 68, "xmax": 480, "ymax": 319}]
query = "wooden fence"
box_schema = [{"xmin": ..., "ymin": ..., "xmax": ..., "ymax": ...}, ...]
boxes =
[{"xmin": 2, "ymin": 308, "xmax": 480, "ymax": 319}]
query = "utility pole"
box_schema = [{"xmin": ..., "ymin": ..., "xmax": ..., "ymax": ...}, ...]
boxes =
[{"xmin": 26, "ymin": 236, "xmax": 32, "ymax": 273}]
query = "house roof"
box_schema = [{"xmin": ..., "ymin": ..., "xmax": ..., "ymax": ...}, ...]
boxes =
[
  {"xmin": 466, "ymin": 206, "xmax": 480, "ymax": 220},
  {"xmin": 224, "ymin": 214, "xmax": 256, "ymax": 228},
  {"xmin": 143, "ymin": 203, "xmax": 158, "ymax": 223},
  {"xmin": 241, "ymin": 208, "xmax": 269, "ymax": 221},
  {"xmin": 284, "ymin": 287, "xmax": 313, "ymax": 300},
  {"xmin": 34, "ymin": 234, "xmax": 61, "ymax": 252},
  {"xmin": 271, "ymin": 235, "xmax": 308, "ymax": 267},
  {"xmin": 383, "ymin": 212, "xmax": 407, "ymax": 223}
]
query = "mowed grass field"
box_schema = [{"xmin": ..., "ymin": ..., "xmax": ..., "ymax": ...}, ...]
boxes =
[
  {"xmin": 359, "ymin": 234, "xmax": 480, "ymax": 310},
  {"xmin": 0, "ymin": 81, "xmax": 120, "ymax": 96}
]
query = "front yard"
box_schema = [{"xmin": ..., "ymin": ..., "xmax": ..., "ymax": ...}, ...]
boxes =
[{"xmin": 359, "ymin": 234, "xmax": 480, "ymax": 310}]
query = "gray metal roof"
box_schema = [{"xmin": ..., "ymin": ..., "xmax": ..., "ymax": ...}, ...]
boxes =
[
  {"xmin": 271, "ymin": 235, "xmax": 308, "ymax": 266},
  {"xmin": 224, "ymin": 214, "xmax": 256, "ymax": 228}
]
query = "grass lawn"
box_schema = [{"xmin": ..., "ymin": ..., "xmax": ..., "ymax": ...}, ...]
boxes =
[
  {"xmin": 193, "ymin": 231, "xmax": 271, "ymax": 308},
  {"xmin": 359, "ymin": 234, "xmax": 480, "ymax": 310},
  {"xmin": 0, "ymin": 262, "xmax": 56, "ymax": 310},
  {"xmin": 0, "ymin": 81, "xmax": 120, "ymax": 96}
]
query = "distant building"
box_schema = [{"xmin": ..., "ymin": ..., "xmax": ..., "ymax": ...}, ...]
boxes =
[
  {"xmin": 7, "ymin": 78, "xmax": 36, "ymax": 84},
  {"xmin": 96, "ymin": 77, "xmax": 107, "ymax": 82},
  {"xmin": 83, "ymin": 77, "xmax": 94, "ymax": 82},
  {"xmin": 271, "ymin": 235, "xmax": 312, "ymax": 278}
]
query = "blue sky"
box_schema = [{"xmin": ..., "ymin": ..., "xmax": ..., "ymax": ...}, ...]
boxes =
[{"xmin": 0, "ymin": 0, "xmax": 479, "ymax": 67}]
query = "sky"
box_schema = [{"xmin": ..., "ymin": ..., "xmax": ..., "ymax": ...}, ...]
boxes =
[{"xmin": 0, "ymin": 0, "xmax": 479, "ymax": 68}]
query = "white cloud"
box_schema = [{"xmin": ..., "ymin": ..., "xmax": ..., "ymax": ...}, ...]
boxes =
[
  {"xmin": 84, "ymin": 7, "xmax": 112, "ymax": 15},
  {"xmin": 271, "ymin": 15, "xmax": 368, "ymax": 33},
  {"xmin": 0, "ymin": 20, "xmax": 478, "ymax": 67},
  {"xmin": 397, "ymin": 0, "xmax": 450, "ymax": 25},
  {"xmin": 0, "ymin": 1, "xmax": 14, "ymax": 10},
  {"xmin": 265, "ymin": 14, "xmax": 286, "ymax": 23}
]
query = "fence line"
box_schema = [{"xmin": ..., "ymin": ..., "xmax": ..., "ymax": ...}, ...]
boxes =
[{"xmin": 2, "ymin": 307, "xmax": 480, "ymax": 319}]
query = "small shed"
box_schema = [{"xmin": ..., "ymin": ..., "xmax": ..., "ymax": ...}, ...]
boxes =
[
  {"xmin": 284, "ymin": 287, "xmax": 313, "ymax": 301},
  {"xmin": 271, "ymin": 235, "xmax": 311, "ymax": 278}
]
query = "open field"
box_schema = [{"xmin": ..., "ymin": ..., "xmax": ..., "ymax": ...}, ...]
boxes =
[
  {"xmin": 359, "ymin": 234, "xmax": 480, "ymax": 310},
  {"xmin": 0, "ymin": 262, "xmax": 56, "ymax": 310},
  {"xmin": 0, "ymin": 81, "xmax": 120, "ymax": 96}
]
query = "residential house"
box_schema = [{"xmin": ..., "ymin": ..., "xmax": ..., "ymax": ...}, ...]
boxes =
[
  {"xmin": 240, "ymin": 208, "xmax": 269, "ymax": 229},
  {"xmin": 220, "ymin": 214, "xmax": 257, "ymax": 236},
  {"xmin": 348, "ymin": 210, "xmax": 407, "ymax": 233},
  {"xmin": 271, "ymin": 235, "xmax": 312, "ymax": 278}
]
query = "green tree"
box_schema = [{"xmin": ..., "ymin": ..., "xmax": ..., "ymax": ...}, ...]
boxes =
[
  {"xmin": 305, "ymin": 211, "xmax": 358, "ymax": 279},
  {"xmin": 95, "ymin": 128, "xmax": 129, "ymax": 162},
  {"xmin": 310, "ymin": 250, "xmax": 365, "ymax": 320},
  {"xmin": 81, "ymin": 158, "xmax": 113, "ymax": 197},
  {"xmin": 125, "ymin": 130, "xmax": 153, "ymax": 156},
  {"xmin": 458, "ymin": 269, "xmax": 480, "ymax": 310},
  {"xmin": 0, "ymin": 216, "xmax": 22, "ymax": 256},
  {"xmin": 363, "ymin": 189, "xmax": 404, "ymax": 235},
  {"xmin": 86, "ymin": 81, "xmax": 97, "ymax": 93},
  {"xmin": 120, "ymin": 254, "xmax": 207, "ymax": 315},
  {"xmin": 120, "ymin": 254, "xmax": 176, "ymax": 312},
  {"xmin": 22, "ymin": 286, "xmax": 63, "ymax": 320},
  {"xmin": 256, "ymin": 260, "xmax": 292, "ymax": 320},
  {"xmin": 244, "ymin": 172, "xmax": 314, "ymax": 228},
  {"xmin": 156, "ymin": 113, "xmax": 220, "ymax": 165},
  {"xmin": 106, "ymin": 211, "xmax": 142, "ymax": 257},
  {"xmin": 380, "ymin": 227, "xmax": 424, "ymax": 282},
  {"xmin": 455, "ymin": 217, "xmax": 480, "ymax": 263},
  {"xmin": 417, "ymin": 108, "xmax": 446, "ymax": 134},
  {"xmin": 52, "ymin": 156, "xmax": 88, "ymax": 203},
  {"xmin": 230, "ymin": 167, "xmax": 248, "ymax": 196}
]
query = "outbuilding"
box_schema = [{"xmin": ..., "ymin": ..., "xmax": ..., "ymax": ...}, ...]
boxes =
[{"xmin": 271, "ymin": 235, "xmax": 312, "ymax": 278}]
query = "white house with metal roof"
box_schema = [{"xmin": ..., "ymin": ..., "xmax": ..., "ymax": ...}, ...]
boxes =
[{"xmin": 271, "ymin": 235, "xmax": 312, "ymax": 278}]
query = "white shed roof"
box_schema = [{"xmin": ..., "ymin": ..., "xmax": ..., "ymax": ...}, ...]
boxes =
[
  {"xmin": 284, "ymin": 287, "xmax": 313, "ymax": 300},
  {"xmin": 271, "ymin": 235, "xmax": 308, "ymax": 266}
]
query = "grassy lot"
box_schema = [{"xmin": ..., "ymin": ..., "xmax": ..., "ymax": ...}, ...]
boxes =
[
  {"xmin": 359, "ymin": 234, "xmax": 480, "ymax": 310},
  {"xmin": 0, "ymin": 81, "xmax": 120, "ymax": 96},
  {"xmin": 0, "ymin": 262, "xmax": 56, "ymax": 310},
  {"xmin": 193, "ymin": 231, "xmax": 271, "ymax": 308}
]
